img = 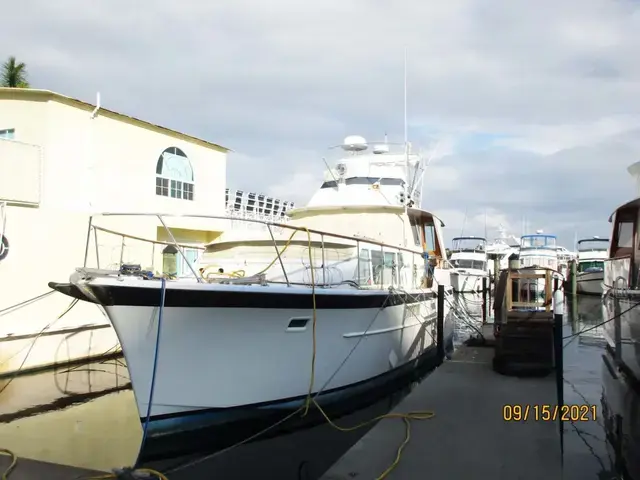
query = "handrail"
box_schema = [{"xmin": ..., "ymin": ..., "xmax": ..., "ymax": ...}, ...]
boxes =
[
  {"xmin": 91, "ymin": 225, "xmax": 207, "ymax": 251},
  {"xmin": 82, "ymin": 212, "xmax": 441, "ymax": 289},
  {"xmin": 89, "ymin": 212, "xmax": 436, "ymax": 257}
]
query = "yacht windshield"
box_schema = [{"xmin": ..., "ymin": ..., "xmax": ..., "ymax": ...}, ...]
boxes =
[
  {"xmin": 452, "ymin": 237, "xmax": 486, "ymax": 252},
  {"xmin": 521, "ymin": 235, "xmax": 557, "ymax": 249},
  {"xmin": 578, "ymin": 260, "xmax": 604, "ymax": 273},
  {"xmin": 452, "ymin": 259, "xmax": 486, "ymax": 270}
]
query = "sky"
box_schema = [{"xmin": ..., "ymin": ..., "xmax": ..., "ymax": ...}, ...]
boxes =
[{"xmin": 3, "ymin": 0, "xmax": 640, "ymax": 248}]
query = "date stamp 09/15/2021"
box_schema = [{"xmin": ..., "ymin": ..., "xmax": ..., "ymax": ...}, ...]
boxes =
[{"xmin": 502, "ymin": 404, "xmax": 597, "ymax": 422}]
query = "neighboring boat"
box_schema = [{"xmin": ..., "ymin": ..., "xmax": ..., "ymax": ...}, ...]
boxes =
[
  {"xmin": 600, "ymin": 160, "xmax": 640, "ymax": 480},
  {"xmin": 517, "ymin": 230, "xmax": 564, "ymax": 305},
  {"xmin": 555, "ymin": 245, "xmax": 576, "ymax": 278},
  {"xmin": 449, "ymin": 236, "xmax": 489, "ymax": 293},
  {"xmin": 49, "ymin": 135, "xmax": 455, "ymax": 462},
  {"xmin": 575, "ymin": 236, "xmax": 608, "ymax": 295},
  {"xmin": 485, "ymin": 224, "xmax": 520, "ymax": 277}
]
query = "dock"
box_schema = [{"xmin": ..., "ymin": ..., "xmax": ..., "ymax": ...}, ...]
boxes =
[
  {"xmin": 0, "ymin": 453, "xmax": 103, "ymax": 479},
  {"xmin": 320, "ymin": 346, "xmax": 562, "ymax": 479},
  {"xmin": 322, "ymin": 269, "xmax": 564, "ymax": 480}
]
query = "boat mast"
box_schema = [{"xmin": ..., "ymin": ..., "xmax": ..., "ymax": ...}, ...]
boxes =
[{"xmin": 403, "ymin": 46, "xmax": 409, "ymax": 215}]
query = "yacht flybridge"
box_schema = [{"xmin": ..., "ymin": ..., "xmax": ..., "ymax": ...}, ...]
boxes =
[
  {"xmin": 49, "ymin": 135, "xmax": 454, "ymax": 462},
  {"xmin": 485, "ymin": 225, "xmax": 520, "ymax": 276},
  {"xmin": 516, "ymin": 230, "xmax": 564, "ymax": 305},
  {"xmin": 449, "ymin": 236, "xmax": 489, "ymax": 293}
]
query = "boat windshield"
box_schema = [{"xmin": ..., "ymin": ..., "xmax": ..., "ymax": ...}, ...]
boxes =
[
  {"xmin": 578, "ymin": 260, "xmax": 604, "ymax": 273},
  {"xmin": 521, "ymin": 235, "xmax": 557, "ymax": 249},
  {"xmin": 577, "ymin": 239, "xmax": 609, "ymax": 252},
  {"xmin": 451, "ymin": 259, "xmax": 486, "ymax": 270},
  {"xmin": 452, "ymin": 237, "xmax": 486, "ymax": 252}
]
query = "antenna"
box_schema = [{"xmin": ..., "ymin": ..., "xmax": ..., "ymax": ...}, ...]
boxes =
[
  {"xmin": 484, "ymin": 209, "xmax": 487, "ymax": 239},
  {"xmin": 403, "ymin": 46, "xmax": 409, "ymax": 214},
  {"xmin": 460, "ymin": 207, "xmax": 468, "ymax": 237}
]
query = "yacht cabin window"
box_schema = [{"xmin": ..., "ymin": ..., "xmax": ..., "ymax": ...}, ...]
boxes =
[
  {"xmin": 409, "ymin": 216, "xmax": 421, "ymax": 247},
  {"xmin": 0, "ymin": 128, "xmax": 15, "ymax": 140},
  {"xmin": 578, "ymin": 261, "xmax": 604, "ymax": 273},
  {"xmin": 358, "ymin": 247, "xmax": 407, "ymax": 287},
  {"xmin": 611, "ymin": 208, "xmax": 635, "ymax": 258},
  {"xmin": 424, "ymin": 225, "xmax": 437, "ymax": 253},
  {"xmin": 408, "ymin": 213, "xmax": 439, "ymax": 255},
  {"xmin": 451, "ymin": 259, "xmax": 486, "ymax": 270}
]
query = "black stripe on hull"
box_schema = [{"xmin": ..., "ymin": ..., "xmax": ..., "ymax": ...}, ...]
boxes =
[
  {"xmin": 137, "ymin": 338, "xmax": 453, "ymax": 465},
  {"xmin": 49, "ymin": 282, "xmax": 436, "ymax": 309}
]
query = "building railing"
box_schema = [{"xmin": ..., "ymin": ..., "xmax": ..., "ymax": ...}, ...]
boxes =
[{"xmin": 83, "ymin": 213, "xmax": 445, "ymax": 291}]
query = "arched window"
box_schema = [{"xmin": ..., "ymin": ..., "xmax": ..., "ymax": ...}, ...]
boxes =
[{"xmin": 155, "ymin": 147, "xmax": 194, "ymax": 200}]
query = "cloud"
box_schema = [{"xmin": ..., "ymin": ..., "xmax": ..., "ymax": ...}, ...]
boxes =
[{"xmin": 3, "ymin": 0, "xmax": 640, "ymax": 248}]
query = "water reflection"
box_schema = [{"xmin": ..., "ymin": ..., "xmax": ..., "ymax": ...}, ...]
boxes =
[
  {"xmin": 564, "ymin": 293, "xmax": 615, "ymax": 480},
  {"xmin": 0, "ymin": 293, "xmax": 620, "ymax": 479},
  {"xmin": 0, "ymin": 352, "xmax": 424, "ymax": 478}
]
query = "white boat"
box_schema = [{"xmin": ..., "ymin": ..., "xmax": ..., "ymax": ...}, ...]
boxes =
[
  {"xmin": 555, "ymin": 245, "xmax": 576, "ymax": 278},
  {"xmin": 49, "ymin": 135, "xmax": 455, "ymax": 461},
  {"xmin": 601, "ymin": 160, "xmax": 640, "ymax": 479},
  {"xmin": 517, "ymin": 230, "xmax": 564, "ymax": 305},
  {"xmin": 485, "ymin": 224, "xmax": 520, "ymax": 276},
  {"xmin": 575, "ymin": 236, "xmax": 608, "ymax": 295},
  {"xmin": 449, "ymin": 236, "xmax": 489, "ymax": 293}
]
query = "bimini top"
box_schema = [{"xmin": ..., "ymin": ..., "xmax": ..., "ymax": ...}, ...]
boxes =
[
  {"xmin": 577, "ymin": 237, "xmax": 608, "ymax": 244},
  {"xmin": 452, "ymin": 236, "xmax": 486, "ymax": 242}
]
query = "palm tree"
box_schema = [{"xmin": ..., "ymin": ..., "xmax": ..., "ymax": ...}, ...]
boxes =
[{"xmin": 1, "ymin": 56, "xmax": 30, "ymax": 88}]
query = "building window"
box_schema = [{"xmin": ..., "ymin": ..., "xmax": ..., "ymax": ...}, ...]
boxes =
[
  {"xmin": 155, "ymin": 147, "xmax": 194, "ymax": 200},
  {"xmin": 0, "ymin": 129, "xmax": 15, "ymax": 140}
]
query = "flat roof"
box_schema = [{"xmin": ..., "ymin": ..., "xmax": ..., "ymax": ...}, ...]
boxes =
[{"xmin": 0, "ymin": 87, "xmax": 230, "ymax": 153}]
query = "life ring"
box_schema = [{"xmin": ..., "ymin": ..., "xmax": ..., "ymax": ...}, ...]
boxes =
[{"xmin": 0, "ymin": 235, "xmax": 8, "ymax": 261}]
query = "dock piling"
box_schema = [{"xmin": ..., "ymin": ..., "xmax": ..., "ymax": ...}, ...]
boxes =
[
  {"xmin": 553, "ymin": 289, "xmax": 565, "ymax": 458},
  {"xmin": 436, "ymin": 285, "xmax": 444, "ymax": 365},
  {"xmin": 481, "ymin": 277, "xmax": 488, "ymax": 324}
]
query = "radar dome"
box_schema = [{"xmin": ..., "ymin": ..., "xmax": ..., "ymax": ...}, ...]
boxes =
[
  {"xmin": 342, "ymin": 135, "xmax": 368, "ymax": 152},
  {"xmin": 372, "ymin": 144, "xmax": 390, "ymax": 154}
]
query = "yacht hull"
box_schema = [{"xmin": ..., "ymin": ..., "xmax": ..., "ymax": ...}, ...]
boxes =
[
  {"xmin": 576, "ymin": 271, "xmax": 604, "ymax": 296},
  {"xmin": 51, "ymin": 279, "xmax": 453, "ymax": 462},
  {"xmin": 601, "ymin": 293, "xmax": 640, "ymax": 480},
  {"xmin": 450, "ymin": 270, "xmax": 488, "ymax": 293}
]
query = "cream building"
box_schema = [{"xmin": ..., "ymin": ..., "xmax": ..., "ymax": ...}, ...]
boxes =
[{"xmin": 0, "ymin": 87, "xmax": 234, "ymax": 379}]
